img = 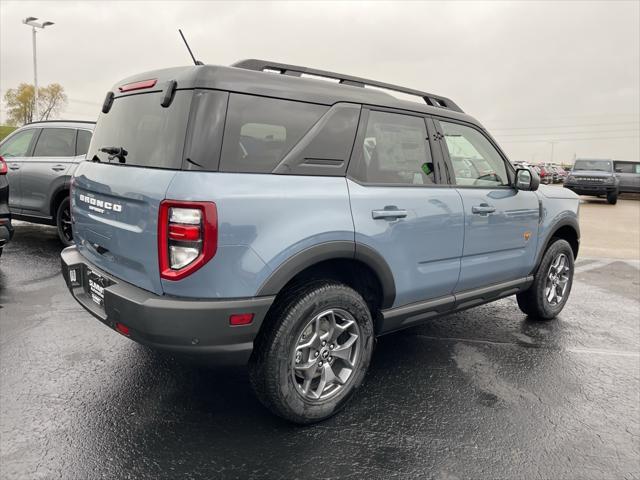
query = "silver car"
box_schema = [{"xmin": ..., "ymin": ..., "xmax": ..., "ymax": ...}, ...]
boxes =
[
  {"xmin": 0, "ymin": 120, "xmax": 95, "ymax": 245},
  {"xmin": 614, "ymin": 160, "xmax": 640, "ymax": 193}
]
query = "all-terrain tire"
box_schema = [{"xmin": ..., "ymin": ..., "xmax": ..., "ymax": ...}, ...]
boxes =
[
  {"xmin": 607, "ymin": 191, "xmax": 618, "ymax": 205},
  {"xmin": 516, "ymin": 239, "xmax": 574, "ymax": 320},
  {"xmin": 249, "ymin": 281, "xmax": 374, "ymax": 424},
  {"xmin": 56, "ymin": 197, "xmax": 73, "ymax": 247}
]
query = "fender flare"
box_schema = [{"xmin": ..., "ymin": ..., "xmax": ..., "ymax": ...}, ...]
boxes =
[
  {"xmin": 533, "ymin": 216, "xmax": 580, "ymax": 272},
  {"xmin": 257, "ymin": 241, "xmax": 396, "ymax": 309}
]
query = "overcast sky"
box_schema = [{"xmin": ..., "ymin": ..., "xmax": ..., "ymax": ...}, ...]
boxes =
[{"xmin": 1, "ymin": 0, "xmax": 638, "ymax": 164}]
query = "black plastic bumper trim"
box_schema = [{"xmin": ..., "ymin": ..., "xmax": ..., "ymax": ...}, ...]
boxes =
[{"xmin": 60, "ymin": 246, "xmax": 275, "ymax": 365}]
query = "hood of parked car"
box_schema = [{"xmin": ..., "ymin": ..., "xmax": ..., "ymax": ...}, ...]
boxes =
[
  {"xmin": 569, "ymin": 170, "xmax": 614, "ymax": 177},
  {"xmin": 537, "ymin": 184, "xmax": 579, "ymax": 199}
]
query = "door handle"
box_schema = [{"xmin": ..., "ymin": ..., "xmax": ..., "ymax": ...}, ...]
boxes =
[
  {"xmin": 372, "ymin": 207, "xmax": 408, "ymax": 220},
  {"xmin": 8, "ymin": 163, "xmax": 20, "ymax": 170},
  {"xmin": 471, "ymin": 203, "xmax": 496, "ymax": 215},
  {"xmin": 51, "ymin": 165, "xmax": 66, "ymax": 172}
]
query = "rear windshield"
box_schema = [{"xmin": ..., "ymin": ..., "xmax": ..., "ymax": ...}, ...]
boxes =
[
  {"xmin": 573, "ymin": 159, "xmax": 612, "ymax": 172},
  {"xmin": 88, "ymin": 91, "xmax": 192, "ymax": 169}
]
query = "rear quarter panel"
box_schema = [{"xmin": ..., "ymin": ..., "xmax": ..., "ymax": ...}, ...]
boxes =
[{"xmin": 163, "ymin": 173, "xmax": 354, "ymax": 298}]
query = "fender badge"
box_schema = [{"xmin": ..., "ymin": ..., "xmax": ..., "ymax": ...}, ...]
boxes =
[{"xmin": 524, "ymin": 231, "xmax": 532, "ymax": 241}]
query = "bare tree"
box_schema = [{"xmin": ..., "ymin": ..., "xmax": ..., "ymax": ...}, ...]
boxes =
[{"xmin": 38, "ymin": 84, "xmax": 68, "ymax": 121}]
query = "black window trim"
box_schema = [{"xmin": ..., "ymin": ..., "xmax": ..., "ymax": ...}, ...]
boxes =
[
  {"xmin": 433, "ymin": 116, "xmax": 517, "ymax": 190},
  {"xmin": 346, "ymin": 105, "xmax": 449, "ymax": 188}
]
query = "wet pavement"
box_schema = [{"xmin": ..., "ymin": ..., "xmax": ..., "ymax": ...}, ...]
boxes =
[{"xmin": 1, "ymin": 223, "xmax": 639, "ymax": 479}]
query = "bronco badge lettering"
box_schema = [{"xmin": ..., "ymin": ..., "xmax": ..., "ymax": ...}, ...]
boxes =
[{"xmin": 79, "ymin": 194, "xmax": 122, "ymax": 213}]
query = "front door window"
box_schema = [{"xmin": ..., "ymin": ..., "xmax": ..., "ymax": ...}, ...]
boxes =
[{"xmin": 440, "ymin": 121, "xmax": 509, "ymax": 187}]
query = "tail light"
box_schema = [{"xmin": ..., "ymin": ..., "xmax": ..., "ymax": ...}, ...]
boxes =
[
  {"xmin": 0, "ymin": 156, "xmax": 7, "ymax": 175},
  {"xmin": 158, "ymin": 200, "xmax": 218, "ymax": 281}
]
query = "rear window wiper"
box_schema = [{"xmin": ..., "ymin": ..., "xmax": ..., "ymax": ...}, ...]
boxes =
[{"xmin": 99, "ymin": 146, "xmax": 128, "ymax": 164}]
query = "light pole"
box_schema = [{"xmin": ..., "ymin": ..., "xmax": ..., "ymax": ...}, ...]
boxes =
[{"xmin": 22, "ymin": 17, "xmax": 54, "ymax": 121}]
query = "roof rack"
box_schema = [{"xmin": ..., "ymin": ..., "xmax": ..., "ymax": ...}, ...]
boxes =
[
  {"xmin": 23, "ymin": 119, "xmax": 96, "ymax": 126},
  {"xmin": 232, "ymin": 59, "xmax": 463, "ymax": 113}
]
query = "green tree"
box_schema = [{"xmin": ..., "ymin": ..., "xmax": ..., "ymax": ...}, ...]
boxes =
[
  {"xmin": 3, "ymin": 83, "xmax": 68, "ymax": 126},
  {"xmin": 3, "ymin": 83, "xmax": 34, "ymax": 125}
]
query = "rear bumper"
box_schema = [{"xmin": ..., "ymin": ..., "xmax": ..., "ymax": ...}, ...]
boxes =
[
  {"xmin": 60, "ymin": 246, "xmax": 274, "ymax": 365},
  {"xmin": 564, "ymin": 184, "xmax": 617, "ymax": 195}
]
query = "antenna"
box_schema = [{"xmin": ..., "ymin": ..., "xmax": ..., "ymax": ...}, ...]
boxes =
[{"xmin": 178, "ymin": 29, "xmax": 203, "ymax": 66}]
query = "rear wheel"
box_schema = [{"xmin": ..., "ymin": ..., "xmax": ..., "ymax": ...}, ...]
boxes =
[
  {"xmin": 249, "ymin": 281, "xmax": 374, "ymax": 424},
  {"xmin": 517, "ymin": 239, "xmax": 574, "ymax": 320},
  {"xmin": 607, "ymin": 191, "xmax": 618, "ymax": 205},
  {"xmin": 56, "ymin": 197, "xmax": 73, "ymax": 247}
]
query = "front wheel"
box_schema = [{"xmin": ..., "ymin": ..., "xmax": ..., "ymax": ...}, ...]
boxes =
[
  {"xmin": 607, "ymin": 191, "xmax": 618, "ymax": 205},
  {"xmin": 249, "ymin": 281, "xmax": 374, "ymax": 424},
  {"xmin": 56, "ymin": 197, "xmax": 73, "ymax": 247},
  {"xmin": 517, "ymin": 239, "xmax": 574, "ymax": 320}
]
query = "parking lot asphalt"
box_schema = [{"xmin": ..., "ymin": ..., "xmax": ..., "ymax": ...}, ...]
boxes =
[
  {"xmin": 577, "ymin": 194, "xmax": 640, "ymax": 259},
  {"xmin": 1, "ymin": 199, "xmax": 639, "ymax": 479}
]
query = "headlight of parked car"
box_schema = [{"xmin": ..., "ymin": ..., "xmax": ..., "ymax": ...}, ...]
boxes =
[
  {"xmin": 605, "ymin": 176, "xmax": 615, "ymax": 184},
  {"xmin": 567, "ymin": 175, "xmax": 575, "ymax": 182}
]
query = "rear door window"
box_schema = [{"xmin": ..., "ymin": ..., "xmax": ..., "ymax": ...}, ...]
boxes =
[
  {"xmin": 350, "ymin": 110, "xmax": 435, "ymax": 185},
  {"xmin": 88, "ymin": 91, "xmax": 192, "ymax": 169},
  {"xmin": 220, "ymin": 94, "xmax": 327, "ymax": 173},
  {"xmin": 0, "ymin": 129, "xmax": 37, "ymax": 157},
  {"xmin": 33, "ymin": 128, "xmax": 77, "ymax": 157}
]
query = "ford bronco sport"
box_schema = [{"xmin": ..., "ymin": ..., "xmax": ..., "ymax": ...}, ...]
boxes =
[{"xmin": 61, "ymin": 60, "xmax": 580, "ymax": 423}]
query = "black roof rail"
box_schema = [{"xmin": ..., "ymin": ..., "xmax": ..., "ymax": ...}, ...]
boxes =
[
  {"xmin": 22, "ymin": 119, "xmax": 96, "ymax": 126},
  {"xmin": 232, "ymin": 59, "xmax": 463, "ymax": 113}
]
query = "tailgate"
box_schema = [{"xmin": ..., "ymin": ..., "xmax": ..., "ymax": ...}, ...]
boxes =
[{"xmin": 72, "ymin": 162, "xmax": 177, "ymax": 294}]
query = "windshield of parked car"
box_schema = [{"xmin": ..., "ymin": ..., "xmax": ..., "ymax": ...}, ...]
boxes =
[{"xmin": 573, "ymin": 160, "xmax": 612, "ymax": 172}]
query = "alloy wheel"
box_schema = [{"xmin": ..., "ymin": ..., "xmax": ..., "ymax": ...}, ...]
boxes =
[
  {"xmin": 60, "ymin": 205, "xmax": 73, "ymax": 243},
  {"xmin": 545, "ymin": 253, "xmax": 570, "ymax": 305},
  {"xmin": 290, "ymin": 308, "xmax": 361, "ymax": 401}
]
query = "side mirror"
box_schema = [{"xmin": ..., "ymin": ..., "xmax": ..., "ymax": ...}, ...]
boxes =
[
  {"xmin": 615, "ymin": 168, "xmax": 623, "ymax": 173},
  {"xmin": 515, "ymin": 168, "xmax": 539, "ymax": 191}
]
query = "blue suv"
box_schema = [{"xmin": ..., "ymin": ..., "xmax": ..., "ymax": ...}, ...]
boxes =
[{"xmin": 61, "ymin": 60, "xmax": 580, "ymax": 423}]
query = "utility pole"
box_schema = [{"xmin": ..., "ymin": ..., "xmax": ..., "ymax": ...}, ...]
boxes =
[
  {"xmin": 549, "ymin": 141, "xmax": 557, "ymax": 164},
  {"xmin": 22, "ymin": 17, "xmax": 54, "ymax": 122}
]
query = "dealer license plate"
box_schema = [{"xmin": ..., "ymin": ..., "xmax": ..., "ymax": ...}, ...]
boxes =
[{"xmin": 87, "ymin": 269, "xmax": 107, "ymax": 308}]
